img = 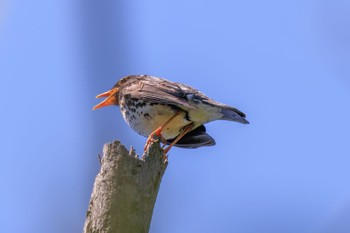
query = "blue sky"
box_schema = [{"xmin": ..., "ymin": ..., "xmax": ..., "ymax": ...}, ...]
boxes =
[{"xmin": 1, "ymin": 1, "xmax": 350, "ymax": 233}]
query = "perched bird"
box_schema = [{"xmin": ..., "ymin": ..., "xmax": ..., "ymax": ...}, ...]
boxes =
[{"xmin": 93, "ymin": 75, "xmax": 249, "ymax": 154}]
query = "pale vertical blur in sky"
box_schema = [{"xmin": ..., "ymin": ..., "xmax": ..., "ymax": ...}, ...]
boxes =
[{"xmin": 1, "ymin": 0, "xmax": 350, "ymax": 233}]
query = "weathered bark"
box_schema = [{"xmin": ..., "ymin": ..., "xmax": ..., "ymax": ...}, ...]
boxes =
[{"xmin": 83, "ymin": 139, "xmax": 168, "ymax": 233}]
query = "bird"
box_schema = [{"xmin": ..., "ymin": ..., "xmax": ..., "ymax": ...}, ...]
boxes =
[{"xmin": 93, "ymin": 75, "xmax": 249, "ymax": 154}]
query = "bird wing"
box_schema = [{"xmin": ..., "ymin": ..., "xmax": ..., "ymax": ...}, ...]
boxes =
[
  {"xmin": 120, "ymin": 75, "xmax": 249, "ymax": 124},
  {"xmin": 123, "ymin": 77, "xmax": 197, "ymax": 110},
  {"xmin": 176, "ymin": 81, "xmax": 249, "ymax": 124}
]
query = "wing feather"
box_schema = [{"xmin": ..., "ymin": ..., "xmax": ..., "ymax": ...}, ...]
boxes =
[{"xmin": 122, "ymin": 77, "xmax": 197, "ymax": 109}]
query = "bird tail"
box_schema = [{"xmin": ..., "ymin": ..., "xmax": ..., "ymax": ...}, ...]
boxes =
[
  {"xmin": 167, "ymin": 125, "xmax": 216, "ymax": 148},
  {"xmin": 221, "ymin": 107, "xmax": 249, "ymax": 124}
]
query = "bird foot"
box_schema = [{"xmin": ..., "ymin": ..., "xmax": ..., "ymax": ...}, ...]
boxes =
[
  {"xmin": 162, "ymin": 123, "xmax": 194, "ymax": 155},
  {"xmin": 143, "ymin": 127, "xmax": 168, "ymax": 153}
]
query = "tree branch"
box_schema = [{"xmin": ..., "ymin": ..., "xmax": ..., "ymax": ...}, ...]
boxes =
[{"xmin": 83, "ymin": 139, "xmax": 168, "ymax": 233}]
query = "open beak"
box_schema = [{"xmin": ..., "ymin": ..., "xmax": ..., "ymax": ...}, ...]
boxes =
[{"xmin": 92, "ymin": 88, "xmax": 119, "ymax": 110}]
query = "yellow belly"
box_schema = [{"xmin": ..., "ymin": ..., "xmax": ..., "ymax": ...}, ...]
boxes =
[{"xmin": 121, "ymin": 104, "xmax": 192, "ymax": 139}]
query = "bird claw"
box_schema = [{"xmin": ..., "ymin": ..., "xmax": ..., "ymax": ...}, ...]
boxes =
[
  {"xmin": 163, "ymin": 146, "xmax": 171, "ymax": 155},
  {"xmin": 143, "ymin": 127, "xmax": 167, "ymax": 153},
  {"xmin": 143, "ymin": 137, "xmax": 158, "ymax": 153},
  {"xmin": 163, "ymin": 154, "xmax": 169, "ymax": 162}
]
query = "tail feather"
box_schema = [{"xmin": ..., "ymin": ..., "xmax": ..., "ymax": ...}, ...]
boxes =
[
  {"xmin": 221, "ymin": 107, "xmax": 249, "ymax": 124},
  {"xmin": 167, "ymin": 125, "xmax": 216, "ymax": 148}
]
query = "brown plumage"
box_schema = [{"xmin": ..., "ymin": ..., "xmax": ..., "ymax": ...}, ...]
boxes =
[{"xmin": 93, "ymin": 75, "xmax": 249, "ymax": 153}]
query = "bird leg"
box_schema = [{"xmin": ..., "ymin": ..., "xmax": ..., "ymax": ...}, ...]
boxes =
[
  {"xmin": 163, "ymin": 123, "xmax": 194, "ymax": 154},
  {"xmin": 143, "ymin": 111, "xmax": 181, "ymax": 152}
]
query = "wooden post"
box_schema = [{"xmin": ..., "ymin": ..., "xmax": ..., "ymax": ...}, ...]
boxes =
[{"xmin": 83, "ymin": 139, "xmax": 168, "ymax": 233}]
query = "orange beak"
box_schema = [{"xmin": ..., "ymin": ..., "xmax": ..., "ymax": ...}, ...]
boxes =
[{"xmin": 92, "ymin": 88, "xmax": 119, "ymax": 110}]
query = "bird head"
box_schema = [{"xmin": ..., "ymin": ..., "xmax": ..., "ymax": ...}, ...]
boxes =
[{"xmin": 92, "ymin": 87, "xmax": 119, "ymax": 110}]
